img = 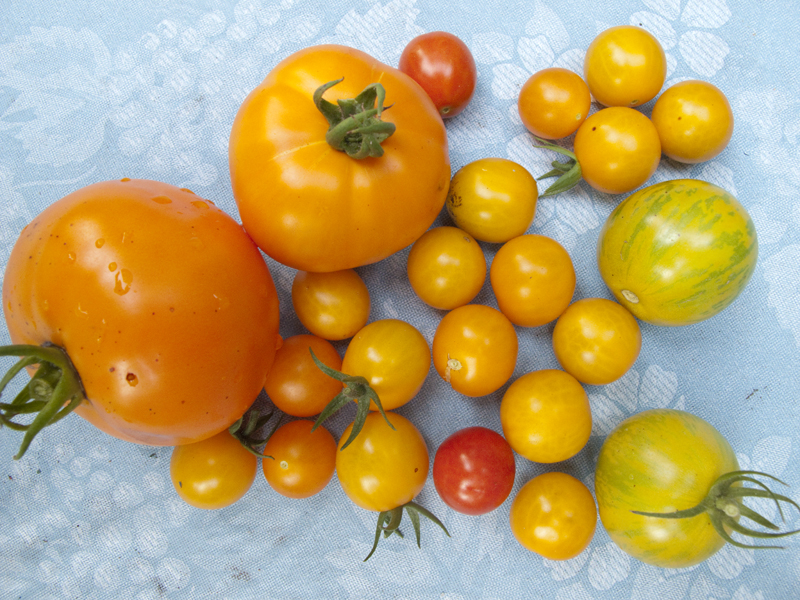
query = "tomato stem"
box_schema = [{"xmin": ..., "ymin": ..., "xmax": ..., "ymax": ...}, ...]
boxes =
[
  {"xmin": 531, "ymin": 136, "xmax": 583, "ymax": 197},
  {"xmin": 364, "ymin": 501, "xmax": 450, "ymax": 561},
  {"xmin": 314, "ymin": 78, "xmax": 396, "ymax": 159},
  {"xmin": 0, "ymin": 344, "xmax": 86, "ymax": 460},
  {"xmin": 229, "ymin": 404, "xmax": 282, "ymax": 459}
]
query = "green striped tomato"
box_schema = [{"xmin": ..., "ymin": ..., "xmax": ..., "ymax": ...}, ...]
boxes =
[{"xmin": 597, "ymin": 179, "xmax": 757, "ymax": 326}]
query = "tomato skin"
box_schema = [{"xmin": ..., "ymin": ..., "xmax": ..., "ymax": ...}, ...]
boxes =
[
  {"xmin": 399, "ymin": 31, "xmax": 477, "ymax": 118},
  {"xmin": 407, "ymin": 226, "xmax": 486, "ymax": 310},
  {"xmin": 595, "ymin": 409, "xmax": 739, "ymax": 568},
  {"xmin": 170, "ymin": 430, "xmax": 257, "ymax": 510},
  {"xmin": 291, "ymin": 269, "xmax": 370, "ymax": 341},
  {"xmin": 490, "ymin": 234, "xmax": 575, "ymax": 327},
  {"xmin": 229, "ymin": 44, "xmax": 451, "ymax": 272},
  {"xmin": 343, "ymin": 319, "xmax": 431, "ymax": 411},
  {"xmin": 432, "ymin": 426, "xmax": 516, "ymax": 515},
  {"xmin": 2, "ymin": 179, "xmax": 280, "ymax": 446},
  {"xmin": 509, "ymin": 472, "xmax": 597, "ymax": 560},
  {"xmin": 432, "ymin": 304, "xmax": 518, "ymax": 397},
  {"xmin": 597, "ymin": 180, "xmax": 758, "ymax": 326},
  {"xmin": 264, "ymin": 334, "xmax": 342, "ymax": 417},
  {"xmin": 574, "ymin": 107, "xmax": 661, "ymax": 195},
  {"xmin": 651, "ymin": 80, "xmax": 734, "ymax": 163},
  {"xmin": 552, "ymin": 298, "xmax": 641, "ymax": 386},
  {"xmin": 262, "ymin": 420, "xmax": 337, "ymax": 499},
  {"xmin": 500, "ymin": 370, "xmax": 591, "ymax": 463},
  {"xmin": 336, "ymin": 411, "xmax": 429, "ymax": 512},
  {"xmin": 583, "ymin": 25, "xmax": 666, "ymax": 108},
  {"xmin": 518, "ymin": 68, "xmax": 591, "ymax": 139},
  {"xmin": 446, "ymin": 158, "xmax": 538, "ymax": 244}
]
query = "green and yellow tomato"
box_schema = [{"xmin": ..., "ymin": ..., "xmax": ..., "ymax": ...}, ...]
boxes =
[{"xmin": 597, "ymin": 180, "xmax": 758, "ymax": 326}]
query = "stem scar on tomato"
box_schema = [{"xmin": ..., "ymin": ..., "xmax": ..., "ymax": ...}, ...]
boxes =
[
  {"xmin": 365, "ymin": 501, "xmax": 450, "ymax": 562},
  {"xmin": 308, "ymin": 349, "xmax": 394, "ymax": 450}
]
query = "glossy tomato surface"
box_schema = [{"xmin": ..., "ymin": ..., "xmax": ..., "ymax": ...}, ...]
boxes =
[
  {"xmin": 574, "ymin": 107, "xmax": 661, "ymax": 195},
  {"xmin": 432, "ymin": 304, "xmax": 518, "ymax": 397},
  {"xmin": 651, "ymin": 80, "xmax": 734, "ymax": 163},
  {"xmin": 291, "ymin": 269, "xmax": 370, "ymax": 341},
  {"xmin": 510, "ymin": 472, "xmax": 597, "ymax": 560},
  {"xmin": 336, "ymin": 411, "xmax": 429, "ymax": 512},
  {"xmin": 595, "ymin": 409, "xmax": 739, "ymax": 568},
  {"xmin": 432, "ymin": 426, "xmax": 516, "ymax": 515},
  {"xmin": 399, "ymin": 31, "xmax": 477, "ymax": 118},
  {"xmin": 2, "ymin": 179, "xmax": 281, "ymax": 446},
  {"xmin": 583, "ymin": 25, "xmax": 666, "ymax": 107},
  {"xmin": 597, "ymin": 180, "xmax": 758, "ymax": 326},
  {"xmin": 518, "ymin": 67, "xmax": 591, "ymax": 139},
  {"xmin": 229, "ymin": 44, "xmax": 451, "ymax": 272},
  {"xmin": 170, "ymin": 430, "xmax": 258, "ymax": 510}
]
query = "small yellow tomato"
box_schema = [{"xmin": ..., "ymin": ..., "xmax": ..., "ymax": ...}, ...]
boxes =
[
  {"xmin": 651, "ymin": 80, "xmax": 734, "ymax": 163},
  {"xmin": 500, "ymin": 370, "xmax": 592, "ymax": 463},
  {"xmin": 510, "ymin": 472, "xmax": 597, "ymax": 560},
  {"xmin": 170, "ymin": 430, "xmax": 257, "ymax": 510},
  {"xmin": 446, "ymin": 158, "xmax": 538, "ymax": 243},
  {"xmin": 490, "ymin": 234, "xmax": 575, "ymax": 327},
  {"xmin": 407, "ymin": 226, "xmax": 486, "ymax": 310},
  {"xmin": 291, "ymin": 269, "xmax": 371, "ymax": 340},
  {"xmin": 518, "ymin": 67, "xmax": 591, "ymax": 139},
  {"xmin": 552, "ymin": 298, "xmax": 642, "ymax": 385},
  {"xmin": 262, "ymin": 420, "xmax": 337, "ymax": 499}
]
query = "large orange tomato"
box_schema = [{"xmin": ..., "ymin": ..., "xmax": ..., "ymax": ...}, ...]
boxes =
[
  {"xmin": 1, "ymin": 179, "xmax": 281, "ymax": 457},
  {"xmin": 229, "ymin": 44, "xmax": 451, "ymax": 272}
]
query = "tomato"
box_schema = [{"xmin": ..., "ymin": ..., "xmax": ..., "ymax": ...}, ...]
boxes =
[
  {"xmin": 552, "ymin": 298, "xmax": 641, "ymax": 386},
  {"xmin": 597, "ymin": 180, "xmax": 758, "ymax": 326},
  {"xmin": 432, "ymin": 426, "xmax": 516, "ymax": 515},
  {"xmin": 500, "ymin": 370, "xmax": 591, "ymax": 463},
  {"xmin": 1, "ymin": 179, "xmax": 280, "ymax": 457},
  {"xmin": 445, "ymin": 158, "xmax": 538, "ymax": 243},
  {"xmin": 264, "ymin": 334, "xmax": 342, "ymax": 417},
  {"xmin": 432, "ymin": 304, "xmax": 518, "ymax": 397},
  {"xmin": 583, "ymin": 25, "xmax": 666, "ymax": 108},
  {"xmin": 291, "ymin": 269, "xmax": 370, "ymax": 341},
  {"xmin": 651, "ymin": 80, "xmax": 734, "ymax": 164},
  {"xmin": 262, "ymin": 419, "xmax": 337, "ymax": 499},
  {"xmin": 229, "ymin": 44, "xmax": 451, "ymax": 273},
  {"xmin": 509, "ymin": 472, "xmax": 597, "ymax": 560},
  {"xmin": 574, "ymin": 107, "xmax": 661, "ymax": 195},
  {"xmin": 170, "ymin": 429, "xmax": 257, "ymax": 510},
  {"xmin": 406, "ymin": 226, "xmax": 486, "ymax": 310},
  {"xmin": 490, "ymin": 234, "xmax": 575, "ymax": 327},
  {"xmin": 518, "ymin": 67, "xmax": 591, "ymax": 139},
  {"xmin": 399, "ymin": 31, "xmax": 477, "ymax": 118}
]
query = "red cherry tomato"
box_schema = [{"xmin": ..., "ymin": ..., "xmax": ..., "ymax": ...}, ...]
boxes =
[
  {"xmin": 433, "ymin": 426, "xmax": 516, "ymax": 515},
  {"xmin": 399, "ymin": 31, "xmax": 477, "ymax": 118}
]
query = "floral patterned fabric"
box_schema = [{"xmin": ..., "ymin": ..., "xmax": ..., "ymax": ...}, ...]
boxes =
[{"xmin": 1, "ymin": 0, "xmax": 798, "ymax": 598}]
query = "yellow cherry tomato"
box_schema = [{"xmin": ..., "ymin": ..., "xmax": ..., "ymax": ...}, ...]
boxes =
[
  {"xmin": 291, "ymin": 269, "xmax": 371, "ymax": 340},
  {"xmin": 432, "ymin": 304, "xmax": 518, "ymax": 397},
  {"xmin": 170, "ymin": 430, "xmax": 257, "ymax": 510},
  {"xmin": 336, "ymin": 411, "xmax": 429, "ymax": 512},
  {"xmin": 407, "ymin": 226, "xmax": 487, "ymax": 310},
  {"xmin": 583, "ymin": 25, "xmax": 666, "ymax": 108},
  {"xmin": 445, "ymin": 158, "xmax": 538, "ymax": 243},
  {"xmin": 510, "ymin": 472, "xmax": 597, "ymax": 560},
  {"xmin": 518, "ymin": 67, "xmax": 591, "ymax": 139},
  {"xmin": 651, "ymin": 80, "xmax": 734, "ymax": 163},
  {"xmin": 552, "ymin": 298, "xmax": 641, "ymax": 385},
  {"xmin": 574, "ymin": 107, "xmax": 661, "ymax": 195},
  {"xmin": 262, "ymin": 420, "xmax": 337, "ymax": 499},
  {"xmin": 500, "ymin": 369, "xmax": 592, "ymax": 463},
  {"xmin": 490, "ymin": 234, "xmax": 575, "ymax": 327}
]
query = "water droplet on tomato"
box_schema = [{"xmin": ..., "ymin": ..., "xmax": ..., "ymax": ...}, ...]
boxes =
[
  {"xmin": 191, "ymin": 200, "xmax": 209, "ymax": 209},
  {"xmin": 180, "ymin": 188, "xmax": 195, "ymax": 195},
  {"xmin": 114, "ymin": 269, "xmax": 133, "ymax": 295},
  {"xmin": 95, "ymin": 238, "xmax": 105, "ymax": 248},
  {"xmin": 120, "ymin": 177, "xmax": 131, "ymax": 182},
  {"xmin": 152, "ymin": 196, "xmax": 172, "ymax": 204},
  {"xmin": 108, "ymin": 262, "xmax": 117, "ymax": 271}
]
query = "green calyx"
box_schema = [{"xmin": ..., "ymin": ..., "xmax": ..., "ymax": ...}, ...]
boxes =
[
  {"xmin": 229, "ymin": 404, "xmax": 282, "ymax": 460},
  {"xmin": 0, "ymin": 343, "xmax": 86, "ymax": 460},
  {"xmin": 531, "ymin": 136, "xmax": 582, "ymax": 197},
  {"xmin": 309, "ymin": 349, "xmax": 394, "ymax": 450},
  {"xmin": 364, "ymin": 501, "xmax": 451, "ymax": 562},
  {"xmin": 314, "ymin": 78, "xmax": 396, "ymax": 159},
  {"xmin": 632, "ymin": 470, "xmax": 800, "ymax": 550}
]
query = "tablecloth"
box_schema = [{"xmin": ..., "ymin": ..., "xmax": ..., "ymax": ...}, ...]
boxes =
[{"xmin": 1, "ymin": 0, "xmax": 799, "ymax": 598}]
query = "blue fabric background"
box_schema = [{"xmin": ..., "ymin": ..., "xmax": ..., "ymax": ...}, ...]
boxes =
[{"xmin": 1, "ymin": 0, "xmax": 799, "ymax": 598}]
